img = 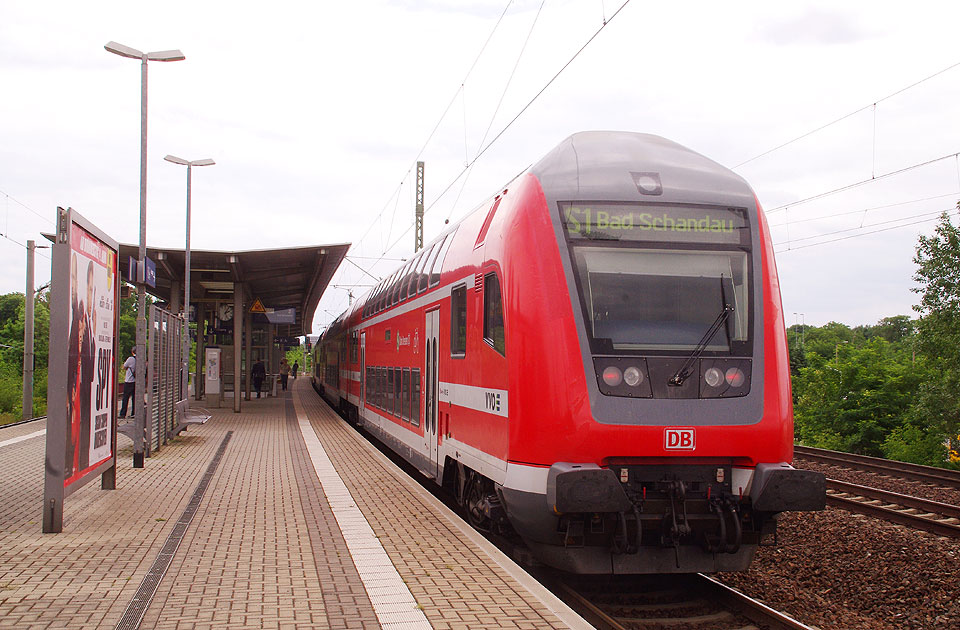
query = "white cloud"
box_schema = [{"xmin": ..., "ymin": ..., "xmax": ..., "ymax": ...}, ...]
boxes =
[{"xmin": 2, "ymin": 0, "xmax": 960, "ymax": 332}]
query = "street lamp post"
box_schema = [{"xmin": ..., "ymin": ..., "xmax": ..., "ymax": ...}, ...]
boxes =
[
  {"xmin": 105, "ymin": 41, "xmax": 184, "ymax": 468},
  {"xmin": 164, "ymin": 155, "xmax": 215, "ymax": 402}
]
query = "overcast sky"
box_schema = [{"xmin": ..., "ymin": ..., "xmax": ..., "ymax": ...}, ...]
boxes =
[{"xmin": 2, "ymin": 0, "xmax": 959, "ymax": 334}]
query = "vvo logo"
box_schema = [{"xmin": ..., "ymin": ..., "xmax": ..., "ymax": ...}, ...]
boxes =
[
  {"xmin": 664, "ymin": 427, "xmax": 695, "ymax": 450},
  {"xmin": 485, "ymin": 391, "xmax": 501, "ymax": 412}
]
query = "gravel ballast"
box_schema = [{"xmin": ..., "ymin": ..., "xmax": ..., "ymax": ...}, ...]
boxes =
[{"xmin": 717, "ymin": 462, "xmax": 960, "ymax": 630}]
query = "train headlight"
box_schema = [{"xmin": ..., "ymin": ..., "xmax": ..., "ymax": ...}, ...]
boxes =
[
  {"xmin": 725, "ymin": 367, "xmax": 745, "ymax": 387},
  {"xmin": 704, "ymin": 367, "xmax": 724, "ymax": 388},
  {"xmin": 623, "ymin": 366, "xmax": 643, "ymax": 387},
  {"xmin": 602, "ymin": 366, "xmax": 623, "ymax": 387}
]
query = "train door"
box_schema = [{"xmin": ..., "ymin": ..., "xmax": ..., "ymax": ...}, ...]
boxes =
[
  {"xmin": 360, "ymin": 332, "xmax": 366, "ymax": 416},
  {"xmin": 425, "ymin": 309, "xmax": 440, "ymax": 477}
]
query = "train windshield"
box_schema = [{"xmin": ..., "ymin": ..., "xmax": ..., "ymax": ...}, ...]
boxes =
[{"xmin": 561, "ymin": 203, "xmax": 751, "ymax": 354}]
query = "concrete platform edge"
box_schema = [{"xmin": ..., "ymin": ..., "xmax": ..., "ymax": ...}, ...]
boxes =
[{"xmin": 296, "ymin": 389, "xmax": 593, "ymax": 630}]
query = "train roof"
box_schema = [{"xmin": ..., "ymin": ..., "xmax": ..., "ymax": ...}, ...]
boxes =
[
  {"xmin": 530, "ymin": 131, "xmax": 756, "ymax": 209},
  {"xmin": 323, "ymin": 131, "xmax": 759, "ymax": 338}
]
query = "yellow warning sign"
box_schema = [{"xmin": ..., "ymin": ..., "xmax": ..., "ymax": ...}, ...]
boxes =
[{"xmin": 249, "ymin": 298, "xmax": 267, "ymax": 314}]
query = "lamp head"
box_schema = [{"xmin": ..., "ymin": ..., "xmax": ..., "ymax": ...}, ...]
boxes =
[
  {"xmin": 104, "ymin": 41, "xmax": 143, "ymax": 60},
  {"xmin": 147, "ymin": 50, "xmax": 185, "ymax": 62}
]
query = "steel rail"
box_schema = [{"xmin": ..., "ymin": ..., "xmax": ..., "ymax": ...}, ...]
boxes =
[
  {"xmin": 827, "ymin": 478, "xmax": 960, "ymax": 519},
  {"xmin": 795, "ymin": 445, "xmax": 960, "ymax": 489},
  {"xmin": 695, "ymin": 573, "xmax": 816, "ymax": 630},
  {"xmin": 826, "ymin": 492, "xmax": 960, "ymax": 538},
  {"xmin": 556, "ymin": 574, "xmax": 816, "ymax": 630}
]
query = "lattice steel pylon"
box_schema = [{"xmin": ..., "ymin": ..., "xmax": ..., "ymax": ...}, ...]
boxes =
[{"xmin": 415, "ymin": 161, "xmax": 424, "ymax": 251}]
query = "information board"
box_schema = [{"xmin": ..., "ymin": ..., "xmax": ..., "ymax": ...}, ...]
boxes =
[{"xmin": 43, "ymin": 207, "xmax": 119, "ymax": 533}]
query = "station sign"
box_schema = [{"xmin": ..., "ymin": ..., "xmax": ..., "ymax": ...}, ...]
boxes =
[
  {"xmin": 127, "ymin": 256, "xmax": 157, "ymax": 288},
  {"xmin": 275, "ymin": 336, "xmax": 300, "ymax": 346}
]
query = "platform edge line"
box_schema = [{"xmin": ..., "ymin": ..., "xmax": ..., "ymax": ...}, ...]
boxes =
[{"xmin": 295, "ymin": 388, "xmax": 594, "ymax": 630}]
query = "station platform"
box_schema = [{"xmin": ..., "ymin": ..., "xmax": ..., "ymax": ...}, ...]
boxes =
[{"xmin": 0, "ymin": 378, "xmax": 590, "ymax": 630}]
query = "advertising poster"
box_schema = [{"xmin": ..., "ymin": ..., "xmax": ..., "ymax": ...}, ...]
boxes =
[{"xmin": 64, "ymin": 223, "xmax": 117, "ymax": 486}]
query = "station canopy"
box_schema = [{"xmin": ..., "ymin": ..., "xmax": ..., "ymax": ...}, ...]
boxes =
[{"xmin": 117, "ymin": 242, "xmax": 350, "ymax": 336}]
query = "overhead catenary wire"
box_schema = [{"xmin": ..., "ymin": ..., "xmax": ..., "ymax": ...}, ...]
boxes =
[
  {"xmin": 775, "ymin": 208, "xmax": 960, "ymax": 253},
  {"xmin": 767, "ymin": 151, "xmax": 960, "ymax": 214},
  {"xmin": 1, "ymin": 232, "xmax": 52, "ymax": 262},
  {"xmin": 0, "ymin": 188, "xmax": 55, "ymax": 227},
  {"xmin": 767, "ymin": 192, "xmax": 960, "ymax": 228},
  {"xmin": 446, "ymin": 0, "xmax": 548, "ymax": 223},
  {"xmin": 379, "ymin": 0, "xmax": 633, "ymax": 259},
  {"xmin": 734, "ymin": 59, "xmax": 960, "ymax": 169},
  {"xmin": 328, "ymin": 0, "xmax": 632, "ymax": 316},
  {"xmin": 351, "ymin": 0, "xmax": 515, "ymax": 252},
  {"xmin": 778, "ymin": 207, "xmax": 953, "ymax": 247}
]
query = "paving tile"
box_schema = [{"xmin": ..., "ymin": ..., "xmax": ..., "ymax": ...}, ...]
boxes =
[{"xmin": 0, "ymin": 380, "xmax": 580, "ymax": 629}]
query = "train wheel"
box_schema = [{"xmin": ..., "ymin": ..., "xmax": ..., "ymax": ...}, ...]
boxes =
[{"xmin": 462, "ymin": 471, "xmax": 492, "ymax": 532}]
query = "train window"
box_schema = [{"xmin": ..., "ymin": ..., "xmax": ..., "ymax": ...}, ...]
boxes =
[
  {"xmin": 389, "ymin": 272, "xmax": 399, "ymax": 307},
  {"xmin": 381, "ymin": 273, "xmax": 394, "ymax": 310},
  {"xmin": 378, "ymin": 367, "xmax": 385, "ymax": 409},
  {"xmin": 350, "ymin": 331, "xmax": 358, "ymax": 363},
  {"xmin": 397, "ymin": 262, "xmax": 411, "ymax": 302},
  {"xmin": 416, "ymin": 242, "xmax": 436, "ymax": 293},
  {"xmin": 474, "ymin": 194, "xmax": 504, "ymax": 249},
  {"xmin": 391, "ymin": 368, "xmax": 403, "ymax": 418},
  {"xmin": 483, "ymin": 272, "xmax": 506, "ymax": 356},
  {"xmin": 365, "ymin": 367, "xmax": 372, "ymax": 404},
  {"xmin": 429, "ymin": 232, "xmax": 453, "ymax": 287},
  {"xmin": 573, "ymin": 247, "xmax": 750, "ymax": 352},
  {"xmin": 381, "ymin": 274, "xmax": 392, "ymax": 310},
  {"xmin": 387, "ymin": 368, "xmax": 395, "ymax": 415},
  {"xmin": 411, "ymin": 369, "xmax": 421, "ymax": 426},
  {"xmin": 402, "ymin": 368, "xmax": 410, "ymax": 421},
  {"xmin": 408, "ymin": 258, "xmax": 421, "ymax": 299},
  {"xmin": 396, "ymin": 265, "xmax": 408, "ymax": 304},
  {"xmin": 404, "ymin": 260, "xmax": 418, "ymax": 301},
  {"xmin": 451, "ymin": 284, "xmax": 467, "ymax": 356}
]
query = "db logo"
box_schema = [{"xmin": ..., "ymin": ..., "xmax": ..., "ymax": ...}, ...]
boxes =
[{"xmin": 664, "ymin": 428, "xmax": 696, "ymax": 450}]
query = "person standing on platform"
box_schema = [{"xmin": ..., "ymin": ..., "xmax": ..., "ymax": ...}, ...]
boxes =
[
  {"xmin": 252, "ymin": 358, "xmax": 266, "ymax": 398},
  {"xmin": 119, "ymin": 348, "xmax": 136, "ymax": 418},
  {"xmin": 292, "ymin": 360, "xmax": 299, "ymax": 380},
  {"xmin": 279, "ymin": 358, "xmax": 290, "ymax": 391}
]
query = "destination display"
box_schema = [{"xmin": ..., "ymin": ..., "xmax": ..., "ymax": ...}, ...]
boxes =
[{"xmin": 562, "ymin": 203, "xmax": 748, "ymax": 245}]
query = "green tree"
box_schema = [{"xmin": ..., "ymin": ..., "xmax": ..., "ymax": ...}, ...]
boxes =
[
  {"xmin": 0, "ymin": 289, "xmax": 51, "ymax": 422},
  {"xmin": 793, "ymin": 336, "xmax": 919, "ymax": 456},
  {"xmin": 910, "ymin": 209, "xmax": 960, "ymax": 463}
]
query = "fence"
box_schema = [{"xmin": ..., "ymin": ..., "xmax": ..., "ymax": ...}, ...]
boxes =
[{"xmin": 146, "ymin": 305, "xmax": 185, "ymax": 455}]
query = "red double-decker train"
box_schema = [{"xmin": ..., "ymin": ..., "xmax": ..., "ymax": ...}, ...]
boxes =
[{"xmin": 313, "ymin": 131, "xmax": 824, "ymax": 574}]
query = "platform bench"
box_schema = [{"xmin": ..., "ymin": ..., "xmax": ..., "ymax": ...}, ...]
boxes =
[{"xmin": 172, "ymin": 399, "xmax": 212, "ymax": 437}]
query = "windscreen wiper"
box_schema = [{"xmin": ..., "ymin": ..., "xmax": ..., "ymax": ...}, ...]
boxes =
[{"xmin": 669, "ymin": 276, "xmax": 734, "ymax": 387}]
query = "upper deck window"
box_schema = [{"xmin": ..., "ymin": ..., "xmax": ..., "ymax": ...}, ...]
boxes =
[
  {"xmin": 483, "ymin": 272, "xmax": 505, "ymax": 356},
  {"xmin": 451, "ymin": 284, "xmax": 467, "ymax": 356}
]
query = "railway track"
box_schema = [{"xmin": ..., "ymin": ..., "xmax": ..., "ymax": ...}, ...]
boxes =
[
  {"xmin": 795, "ymin": 444, "xmax": 960, "ymax": 489},
  {"xmin": 554, "ymin": 573, "xmax": 815, "ymax": 630},
  {"xmin": 826, "ymin": 478, "xmax": 960, "ymax": 538},
  {"xmin": 794, "ymin": 445, "xmax": 960, "ymax": 537}
]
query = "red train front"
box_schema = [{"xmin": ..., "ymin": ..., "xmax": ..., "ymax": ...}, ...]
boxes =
[{"xmin": 315, "ymin": 131, "xmax": 825, "ymax": 574}]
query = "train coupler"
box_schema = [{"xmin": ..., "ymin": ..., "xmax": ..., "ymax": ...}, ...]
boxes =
[{"xmin": 660, "ymin": 480, "xmax": 692, "ymax": 568}]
